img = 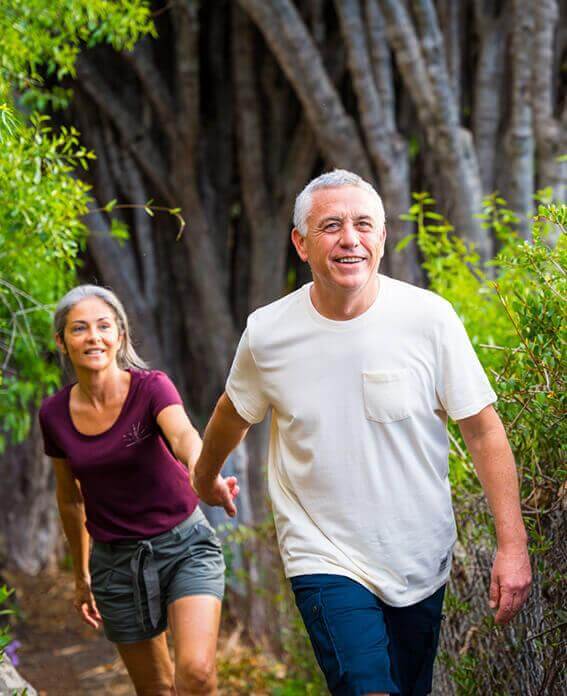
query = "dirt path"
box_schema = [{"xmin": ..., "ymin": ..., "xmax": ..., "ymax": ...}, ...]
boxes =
[{"xmin": 5, "ymin": 568, "xmax": 287, "ymax": 696}]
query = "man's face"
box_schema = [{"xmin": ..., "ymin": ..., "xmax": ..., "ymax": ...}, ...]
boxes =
[{"xmin": 292, "ymin": 186, "xmax": 386, "ymax": 294}]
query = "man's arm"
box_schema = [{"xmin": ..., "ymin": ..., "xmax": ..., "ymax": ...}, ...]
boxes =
[
  {"xmin": 458, "ymin": 405, "xmax": 531, "ymax": 625},
  {"xmin": 193, "ymin": 392, "xmax": 252, "ymax": 517}
]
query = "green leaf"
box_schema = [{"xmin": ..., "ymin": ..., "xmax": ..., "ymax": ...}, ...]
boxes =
[{"xmin": 394, "ymin": 234, "xmax": 416, "ymax": 253}]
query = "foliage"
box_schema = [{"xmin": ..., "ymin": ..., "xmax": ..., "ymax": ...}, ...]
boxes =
[
  {"xmin": 403, "ymin": 193, "xmax": 565, "ymax": 516},
  {"xmin": 402, "ymin": 193, "xmax": 566, "ymax": 693},
  {"xmin": 0, "ymin": 585, "xmax": 15, "ymax": 659},
  {"xmin": 0, "ymin": 2, "xmax": 154, "ymax": 448},
  {"xmin": 0, "ymin": 0, "xmax": 155, "ymax": 102},
  {"xmin": 221, "ymin": 518, "xmax": 326, "ymax": 694},
  {"xmin": 0, "ymin": 113, "xmax": 92, "ymax": 450}
]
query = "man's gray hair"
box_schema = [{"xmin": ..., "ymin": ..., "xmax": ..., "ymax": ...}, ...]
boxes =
[
  {"xmin": 293, "ymin": 169, "xmax": 386, "ymax": 237},
  {"xmin": 54, "ymin": 284, "xmax": 148, "ymax": 375}
]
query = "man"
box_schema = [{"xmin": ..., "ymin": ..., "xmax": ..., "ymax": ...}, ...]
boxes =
[{"xmin": 194, "ymin": 170, "xmax": 531, "ymax": 696}]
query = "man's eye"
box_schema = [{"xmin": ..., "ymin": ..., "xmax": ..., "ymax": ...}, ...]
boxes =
[
  {"xmin": 325, "ymin": 223, "xmax": 340, "ymax": 232},
  {"xmin": 358, "ymin": 221, "xmax": 372, "ymax": 229}
]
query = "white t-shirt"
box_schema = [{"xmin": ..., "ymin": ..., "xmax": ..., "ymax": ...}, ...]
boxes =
[{"xmin": 226, "ymin": 275, "xmax": 496, "ymax": 606}]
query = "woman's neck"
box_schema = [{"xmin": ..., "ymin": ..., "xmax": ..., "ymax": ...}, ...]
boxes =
[{"xmin": 74, "ymin": 365, "xmax": 130, "ymax": 407}]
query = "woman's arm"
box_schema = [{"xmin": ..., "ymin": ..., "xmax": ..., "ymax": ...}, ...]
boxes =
[
  {"xmin": 157, "ymin": 404, "xmax": 203, "ymax": 476},
  {"xmin": 53, "ymin": 458, "xmax": 101, "ymax": 629}
]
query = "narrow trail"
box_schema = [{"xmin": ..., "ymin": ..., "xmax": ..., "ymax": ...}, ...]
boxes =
[{"xmin": 5, "ymin": 568, "xmax": 287, "ymax": 696}]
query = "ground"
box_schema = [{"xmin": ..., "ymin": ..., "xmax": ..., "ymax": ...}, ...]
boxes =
[{"xmin": 4, "ymin": 568, "xmax": 289, "ymax": 696}]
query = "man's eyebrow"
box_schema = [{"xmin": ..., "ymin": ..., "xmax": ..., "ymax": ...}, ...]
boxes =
[{"xmin": 318, "ymin": 215, "xmax": 344, "ymax": 224}]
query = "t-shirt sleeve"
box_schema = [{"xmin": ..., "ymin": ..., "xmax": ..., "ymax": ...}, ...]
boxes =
[
  {"xmin": 148, "ymin": 371, "xmax": 184, "ymax": 420},
  {"xmin": 225, "ymin": 327, "xmax": 270, "ymax": 424},
  {"xmin": 436, "ymin": 304, "xmax": 497, "ymax": 420},
  {"xmin": 38, "ymin": 405, "xmax": 66, "ymax": 459}
]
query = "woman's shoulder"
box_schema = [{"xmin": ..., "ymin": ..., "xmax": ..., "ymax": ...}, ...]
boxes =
[
  {"xmin": 131, "ymin": 368, "xmax": 171, "ymax": 387},
  {"xmin": 39, "ymin": 384, "xmax": 71, "ymax": 421}
]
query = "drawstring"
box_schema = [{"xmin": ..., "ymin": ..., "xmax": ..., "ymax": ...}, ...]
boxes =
[{"xmin": 130, "ymin": 540, "xmax": 161, "ymax": 631}]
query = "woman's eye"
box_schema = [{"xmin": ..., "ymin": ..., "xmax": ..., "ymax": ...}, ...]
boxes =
[
  {"xmin": 99, "ymin": 324, "xmax": 111, "ymax": 331},
  {"xmin": 71, "ymin": 326, "xmax": 84, "ymax": 333}
]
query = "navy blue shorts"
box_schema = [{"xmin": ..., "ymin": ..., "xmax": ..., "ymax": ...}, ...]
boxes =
[{"xmin": 291, "ymin": 574, "xmax": 445, "ymax": 696}]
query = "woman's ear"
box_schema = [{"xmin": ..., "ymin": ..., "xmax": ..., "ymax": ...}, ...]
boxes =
[{"xmin": 55, "ymin": 333, "xmax": 66, "ymax": 354}]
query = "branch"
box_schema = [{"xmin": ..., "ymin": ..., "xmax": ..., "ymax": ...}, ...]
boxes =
[
  {"xmin": 173, "ymin": 0, "xmax": 200, "ymax": 164},
  {"xmin": 379, "ymin": 0, "xmax": 436, "ymax": 126},
  {"xmin": 75, "ymin": 56, "xmax": 173, "ymax": 206},
  {"xmin": 233, "ymin": 6, "xmax": 287, "ymax": 308},
  {"xmin": 124, "ymin": 38, "xmax": 179, "ymax": 143},
  {"xmin": 277, "ymin": 115, "xmax": 318, "ymax": 227},
  {"xmin": 472, "ymin": 1, "xmax": 508, "ymax": 192},
  {"xmin": 335, "ymin": 0, "xmax": 389, "ymax": 174},
  {"xmin": 238, "ymin": 0, "xmax": 372, "ymax": 177},
  {"xmin": 364, "ymin": 0, "xmax": 396, "ymax": 134}
]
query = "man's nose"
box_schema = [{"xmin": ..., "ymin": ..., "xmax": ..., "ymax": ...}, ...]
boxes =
[{"xmin": 340, "ymin": 221, "xmax": 359, "ymax": 246}]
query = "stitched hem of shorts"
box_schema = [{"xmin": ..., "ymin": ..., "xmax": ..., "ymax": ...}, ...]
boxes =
[
  {"xmin": 105, "ymin": 625, "xmax": 166, "ymax": 644},
  {"xmin": 167, "ymin": 588, "xmax": 225, "ymax": 605}
]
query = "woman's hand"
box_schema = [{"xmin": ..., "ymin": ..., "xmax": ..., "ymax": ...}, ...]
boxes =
[{"xmin": 74, "ymin": 577, "xmax": 102, "ymax": 629}]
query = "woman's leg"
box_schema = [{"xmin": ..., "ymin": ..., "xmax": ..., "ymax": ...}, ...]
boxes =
[
  {"xmin": 116, "ymin": 632, "xmax": 175, "ymax": 696},
  {"xmin": 168, "ymin": 595, "xmax": 222, "ymax": 696}
]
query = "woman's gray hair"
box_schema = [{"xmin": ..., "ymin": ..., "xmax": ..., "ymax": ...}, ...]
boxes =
[
  {"xmin": 293, "ymin": 169, "xmax": 386, "ymax": 237},
  {"xmin": 54, "ymin": 285, "xmax": 148, "ymax": 374}
]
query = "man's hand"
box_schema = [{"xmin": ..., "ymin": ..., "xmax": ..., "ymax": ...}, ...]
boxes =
[
  {"xmin": 74, "ymin": 576, "xmax": 102, "ymax": 629},
  {"xmin": 489, "ymin": 545, "xmax": 532, "ymax": 625},
  {"xmin": 194, "ymin": 472, "xmax": 240, "ymax": 517}
]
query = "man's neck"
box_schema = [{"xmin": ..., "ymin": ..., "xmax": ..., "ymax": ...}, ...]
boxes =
[{"xmin": 310, "ymin": 276, "xmax": 380, "ymax": 321}]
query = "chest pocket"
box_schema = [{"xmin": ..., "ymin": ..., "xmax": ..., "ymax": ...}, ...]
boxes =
[{"xmin": 363, "ymin": 369, "xmax": 410, "ymax": 423}]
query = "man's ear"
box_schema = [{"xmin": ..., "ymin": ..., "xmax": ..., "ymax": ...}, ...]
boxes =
[
  {"xmin": 291, "ymin": 227, "xmax": 309, "ymax": 263},
  {"xmin": 380, "ymin": 225, "xmax": 388, "ymax": 259}
]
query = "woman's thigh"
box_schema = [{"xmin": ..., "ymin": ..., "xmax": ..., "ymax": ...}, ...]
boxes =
[
  {"xmin": 168, "ymin": 595, "xmax": 221, "ymax": 670},
  {"xmin": 116, "ymin": 631, "xmax": 174, "ymax": 696}
]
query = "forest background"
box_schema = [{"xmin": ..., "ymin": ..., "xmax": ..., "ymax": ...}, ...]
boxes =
[{"xmin": 0, "ymin": 0, "xmax": 565, "ymax": 694}]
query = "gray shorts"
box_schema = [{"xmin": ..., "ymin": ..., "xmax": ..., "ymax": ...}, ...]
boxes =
[{"xmin": 89, "ymin": 506, "xmax": 225, "ymax": 644}]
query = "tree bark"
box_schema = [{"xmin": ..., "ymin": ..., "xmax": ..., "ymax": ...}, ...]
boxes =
[
  {"xmin": 238, "ymin": 0, "xmax": 373, "ymax": 178},
  {"xmin": 472, "ymin": 0, "xmax": 508, "ymax": 194},
  {"xmin": 381, "ymin": 0, "xmax": 488, "ymax": 258},
  {"xmin": 502, "ymin": 0, "xmax": 535, "ymax": 238},
  {"xmin": 336, "ymin": 0, "xmax": 420, "ymax": 283},
  {"xmin": 533, "ymin": 0, "xmax": 566, "ymax": 202}
]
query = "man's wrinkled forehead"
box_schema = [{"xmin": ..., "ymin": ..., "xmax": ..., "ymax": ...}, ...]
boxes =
[{"xmin": 308, "ymin": 186, "xmax": 384, "ymax": 226}]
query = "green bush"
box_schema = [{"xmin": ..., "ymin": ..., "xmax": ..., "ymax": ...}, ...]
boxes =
[{"xmin": 402, "ymin": 193, "xmax": 566, "ymax": 693}]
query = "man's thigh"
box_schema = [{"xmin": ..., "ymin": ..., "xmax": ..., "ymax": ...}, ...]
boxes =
[
  {"xmin": 291, "ymin": 574, "xmax": 399, "ymax": 696},
  {"xmin": 380, "ymin": 584, "xmax": 446, "ymax": 696}
]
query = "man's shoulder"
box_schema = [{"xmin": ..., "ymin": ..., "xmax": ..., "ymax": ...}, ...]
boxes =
[
  {"xmin": 382, "ymin": 274, "xmax": 453, "ymax": 318},
  {"xmin": 248, "ymin": 285, "xmax": 307, "ymax": 330}
]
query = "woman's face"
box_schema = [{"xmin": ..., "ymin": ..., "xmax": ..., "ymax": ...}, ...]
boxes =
[{"xmin": 58, "ymin": 297, "xmax": 123, "ymax": 373}]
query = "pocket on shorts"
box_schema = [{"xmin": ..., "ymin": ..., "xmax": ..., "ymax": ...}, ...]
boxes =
[
  {"xmin": 191, "ymin": 521, "xmax": 223, "ymax": 549},
  {"xmin": 89, "ymin": 546, "xmax": 116, "ymax": 593},
  {"xmin": 295, "ymin": 589, "xmax": 343, "ymax": 690},
  {"xmin": 363, "ymin": 369, "xmax": 410, "ymax": 423}
]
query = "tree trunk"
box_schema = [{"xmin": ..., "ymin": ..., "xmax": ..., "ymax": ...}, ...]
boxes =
[{"xmin": 0, "ymin": 413, "xmax": 62, "ymax": 575}]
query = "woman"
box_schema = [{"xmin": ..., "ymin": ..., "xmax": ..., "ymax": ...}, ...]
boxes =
[{"xmin": 38, "ymin": 285, "xmax": 237, "ymax": 696}]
